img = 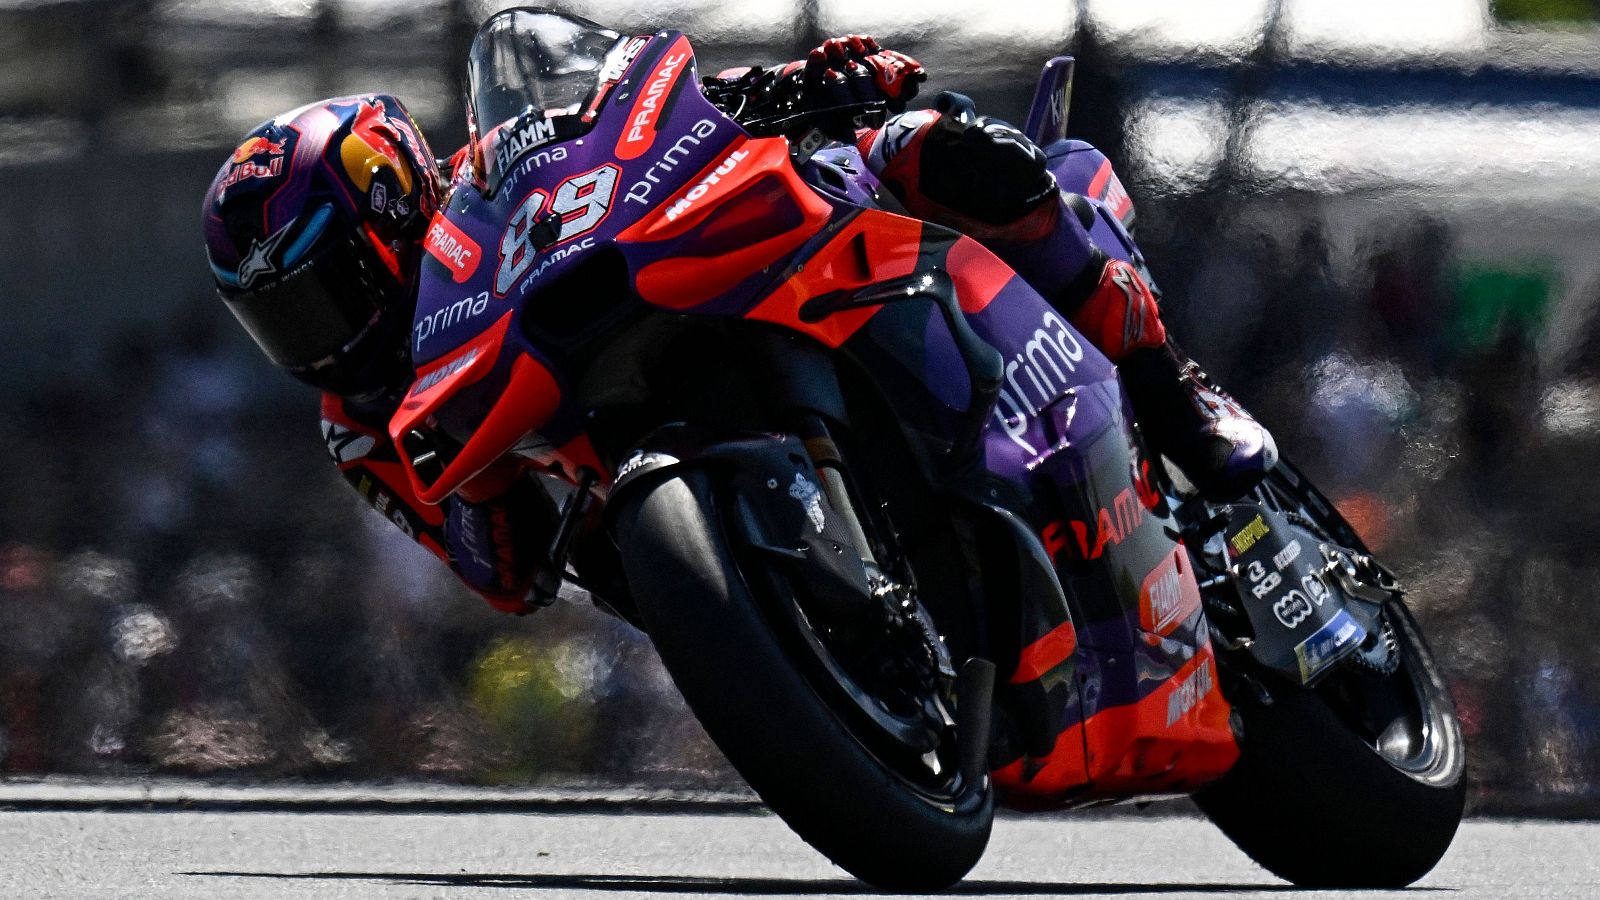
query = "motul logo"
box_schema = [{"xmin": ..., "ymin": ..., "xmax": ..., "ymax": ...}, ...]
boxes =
[
  {"xmin": 664, "ymin": 149, "xmax": 750, "ymax": 221},
  {"xmin": 1165, "ymin": 659, "xmax": 1214, "ymax": 727}
]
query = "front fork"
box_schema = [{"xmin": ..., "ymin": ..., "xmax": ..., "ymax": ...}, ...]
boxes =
[
  {"xmin": 794, "ymin": 413, "xmax": 959, "ymax": 682},
  {"xmin": 797, "ymin": 416, "xmax": 882, "ymax": 575}
]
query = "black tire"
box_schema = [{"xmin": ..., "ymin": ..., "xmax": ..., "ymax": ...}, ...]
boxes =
[
  {"xmin": 614, "ymin": 470, "xmax": 993, "ymax": 891},
  {"xmin": 1196, "ymin": 600, "xmax": 1466, "ymax": 887}
]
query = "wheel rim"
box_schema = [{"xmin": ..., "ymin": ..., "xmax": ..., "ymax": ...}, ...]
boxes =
[
  {"xmin": 727, "ymin": 508, "xmax": 978, "ymax": 810},
  {"xmin": 776, "ymin": 584, "xmax": 978, "ymax": 808},
  {"xmin": 1309, "ymin": 601, "xmax": 1463, "ymax": 786}
]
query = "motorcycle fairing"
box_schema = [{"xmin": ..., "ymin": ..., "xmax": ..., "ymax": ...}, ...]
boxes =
[
  {"xmin": 800, "ymin": 213, "xmax": 1235, "ymax": 802},
  {"xmin": 392, "ymin": 29, "xmax": 1238, "ymax": 803}
]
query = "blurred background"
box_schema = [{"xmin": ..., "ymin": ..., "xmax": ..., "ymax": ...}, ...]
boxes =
[{"xmin": 1, "ymin": 0, "xmax": 1598, "ymax": 811}]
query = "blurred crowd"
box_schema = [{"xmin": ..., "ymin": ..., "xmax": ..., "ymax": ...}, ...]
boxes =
[
  {"xmin": 3, "ymin": 0, "xmax": 1600, "ymax": 811},
  {"xmin": 0, "ymin": 328, "xmax": 729, "ymax": 784}
]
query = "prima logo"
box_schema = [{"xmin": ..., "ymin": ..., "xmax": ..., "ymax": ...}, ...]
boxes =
[
  {"xmin": 625, "ymin": 118, "xmax": 718, "ymax": 205},
  {"xmin": 991, "ymin": 310, "xmax": 1087, "ymax": 456},
  {"xmin": 413, "ymin": 291, "xmax": 490, "ymax": 351}
]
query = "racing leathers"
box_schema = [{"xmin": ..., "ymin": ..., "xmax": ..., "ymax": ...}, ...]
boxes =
[
  {"xmin": 321, "ymin": 391, "xmax": 556, "ymax": 614},
  {"xmin": 711, "ymin": 38, "xmax": 1277, "ymax": 500}
]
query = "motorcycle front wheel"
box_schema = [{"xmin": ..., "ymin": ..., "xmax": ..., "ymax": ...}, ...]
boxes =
[{"xmin": 613, "ymin": 468, "xmax": 993, "ymax": 891}]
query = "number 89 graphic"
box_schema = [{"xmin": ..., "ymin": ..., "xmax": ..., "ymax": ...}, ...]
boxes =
[{"xmin": 496, "ymin": 163, "xmax": 620, "ymax": 295}]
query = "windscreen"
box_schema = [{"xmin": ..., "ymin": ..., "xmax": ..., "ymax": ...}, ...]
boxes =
[{"xmin": 466, "ymin": 8, "xmax": 624, "ymax": 194}]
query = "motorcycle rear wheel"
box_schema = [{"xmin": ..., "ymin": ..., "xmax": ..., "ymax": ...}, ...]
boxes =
[
  {"xmin": 613, "ymin": 469, "xmax": 993, "ymax": 891},
  {"xmin": 1196, "ymin": 468, "xmax": 1465, "ymax": 887}
]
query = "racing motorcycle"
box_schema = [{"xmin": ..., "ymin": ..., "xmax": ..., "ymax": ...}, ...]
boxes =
[{"xmin": 392, "ymin": 9, "xmax": 1465, "ymax": 891}]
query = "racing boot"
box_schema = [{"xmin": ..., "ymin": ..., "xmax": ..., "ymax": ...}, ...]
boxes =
[
  {"xmin": 861, "ymin": 98, "xmax": 1276, "ymax": 498},
  {"xmin": 1058, "ymin": 254, "xmax": 1277, "ymax": 502},
  {"xmin": 1117, "ymin": 337, "xmax": 1279, "ymax": 502}
]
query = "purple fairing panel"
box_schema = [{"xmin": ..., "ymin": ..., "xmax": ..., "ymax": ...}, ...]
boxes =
[
  {"xmin": 406, "ymin": 32, "xmax": 766, "ymax": 444},
  {"xmin": 802, "ymin": 147, "xmax": 884, "ymax": 207},
  {"xmin": 1023, "ymin": 56, "xmax": 1075, "ymax": 148},
  {"xmin": 410, "ymin": 31, "xmax": 745, "ymax": 369}
]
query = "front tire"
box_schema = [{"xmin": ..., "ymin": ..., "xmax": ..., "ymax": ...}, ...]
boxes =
[{"xmin": 614, "ymin": 470, "xmax": 993, "ymax": 891}]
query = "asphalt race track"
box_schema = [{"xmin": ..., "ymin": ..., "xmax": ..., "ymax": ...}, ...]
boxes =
[{"xmin": 3, "ymin": 786, "xmax": 1596, "ymax": 900}]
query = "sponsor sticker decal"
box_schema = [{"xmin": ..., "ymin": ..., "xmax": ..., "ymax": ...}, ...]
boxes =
[
  {"xmin": 1139, "ymin": 549, "xmax": 1199, "ymax": 635},
  {"xmin": 495, "ymin": 117, "xmax": 558, "ymax": 175},
  {"xmin": 1272, "ymin": 589, "xmax": 1313, "ymax": 629},
  {"xmin": 617, "ymin": 39, "xmax": 690, "ymax": 160},
  {"xmin": 220, "ymin": 136, "xmax": 286, "ymax": 189},
  {"xmin": 1166, "ymin": 659, "xmax": 1215, "ymax": 727},
  {"xmin": 413, "ymin": 291, "xmax": 490, "ymax": 352},
  {"xmin": 1229, "ymin": 514, "xmax": 1270, "ymax": 556},
  {"xmin": 788, "ymin": 473, "xmax": 826, "ymax": 533},
  {"xmin": 424, "ymin": 214, "xmax": 482, "ymax": 284},
  {"xmin": 1293, "ymin": 608, "xmax": 1366, "ymax": 682},
  {"xmin": 1041, "ymin": 461, "xmax": 1161, "ymax": 564},
  {"xmin": 1273, "ymin": 538, "xmax": 1302, "ymax": 571},
  {"xmin": 411, "ymin": 347, "xmax": 478, "ymax": 396},
  {"xmin": 991, "ymin": 310, "xmax": 1088, "ymax": 456},
  {"xmin": 1301, "ymin": 573, "xmax": 1330, "ymax": 606},
  {"xmin": 1246, "ymin": 559, "xmax": 1282, "ymax": 600},
  {"xmin": 625, "ymin": 117, "xmax": 719, "ymax": 206},
  {"xmin": 664, "ymin": 148, "xmax": 749, "ymax": 221},
  {"xmin": 237, "ymin": 220, "xmax": 294, "ymax": 289}
]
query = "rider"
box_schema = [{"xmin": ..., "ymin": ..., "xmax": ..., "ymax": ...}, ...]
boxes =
[
  {"xmin": 202, "ymin": 27, "xmax": 1273, "ymax": 616},
  {"xmin": 710, "ymin": 35, "xmax": 1275, "ymax": 500},
  {"xmin": 202, "ymin": 94, "xmax": 556, "ymax": 614}
]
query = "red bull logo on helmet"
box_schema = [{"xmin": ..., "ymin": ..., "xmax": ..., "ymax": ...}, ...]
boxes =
[
  {"xmin": 220, "ymin": 136, "xmax": 287, "ymax": 190},
  {"xmin": 230, "ymin": 136, "xmax": 285, "ymax": 164}
]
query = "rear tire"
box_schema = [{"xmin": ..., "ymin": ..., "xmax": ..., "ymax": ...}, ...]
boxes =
[
  {"xmin": 1197, "ymin": 600, "xmax": 1466, "ymax": 887},
  {"xmin": 614, "ymin": 470, "xmax": 993, "ymax": 891}
]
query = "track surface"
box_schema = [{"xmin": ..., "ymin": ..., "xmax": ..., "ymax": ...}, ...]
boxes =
[{"xmin": 3, "ymin": 809, "xmax": 1594, "ymax": 899}]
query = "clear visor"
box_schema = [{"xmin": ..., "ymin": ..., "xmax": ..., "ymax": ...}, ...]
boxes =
[{"xmin": 466, "ymin": 8, "xmax": 622, "ymax": 193}]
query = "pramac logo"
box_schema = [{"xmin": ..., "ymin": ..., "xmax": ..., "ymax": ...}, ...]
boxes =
[
  {"xmin": 424, "ymin": 213, "xmax": 481, "ymax": 283},
  {"xmin": 616, "ymin": 36, "xmax": 691, "ymax": 161}
]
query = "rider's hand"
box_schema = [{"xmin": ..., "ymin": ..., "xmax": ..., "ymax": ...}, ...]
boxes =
[{"xmin": 800, "ymin": 35, "xmax": 925, "ymax": 117}]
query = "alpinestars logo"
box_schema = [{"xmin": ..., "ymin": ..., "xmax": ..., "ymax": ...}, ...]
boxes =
[{"xmin": 238, "ymin": 221, "xmax": 294, "ymax": 289}]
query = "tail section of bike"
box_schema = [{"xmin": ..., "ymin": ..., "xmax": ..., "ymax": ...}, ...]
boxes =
[{"xmin": 1025, "ymin": 56, "xmax": 1464, "ymax": 885}]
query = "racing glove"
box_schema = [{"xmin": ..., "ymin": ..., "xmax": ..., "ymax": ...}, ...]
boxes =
[
  {"xmin": 799, "ymin": 35, "xmax": 924, "ymax": 114},
  {"xmin": 707, "ymin": 36, "xmax": 924, "ymax": 141}
]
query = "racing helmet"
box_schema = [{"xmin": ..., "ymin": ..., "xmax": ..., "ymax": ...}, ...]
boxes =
[{"xmin": 203, "ymin": 95, "xmax": 442, "ymax": 397}]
